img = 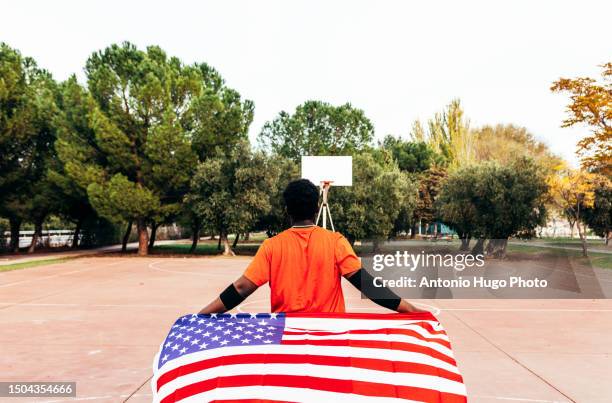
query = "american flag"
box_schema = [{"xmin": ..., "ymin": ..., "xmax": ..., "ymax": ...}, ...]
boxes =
[{"xmin": 152, "ymin": 312, "xmax": 467, "ymax": 402}]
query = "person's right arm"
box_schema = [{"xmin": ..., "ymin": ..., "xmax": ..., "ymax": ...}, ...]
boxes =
[{"xmin": 199, "ymin": 275, "xmax": 259, "ymax": 314}]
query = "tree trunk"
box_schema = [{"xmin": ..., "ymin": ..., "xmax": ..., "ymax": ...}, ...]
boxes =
[
  {"xmin": 221, "ymin": 232, "xmax": 235, "ymax": 256},
  {"xmin": 72, "ymin": 218, "xmax": 83, "ymax": 249},
  {"xmin": 459, "ymin": 235, "xmax": 471, "ymax": 251},
  {"xmin": 410, "ymin": 222, "xmax": 417, "ymax": 239},
  {"xmin": 149, "ymin": 221, "xmax": 159, "ymax": 249},
  {"xmin": 372, "ymin": 238, "xmax": 381, "ymax": 253},
  {"xmin": 190, "ymin": 220, "xmax": 201, "ymax": 253},
  {"xmin": 28, "ymin": 218, "xmax": 44, "ymax": 253},
  {"xmin": 606, "ymin": 230, "xmax": 610, "ymax": 246},
  {"xmin": 485, "ymin": 239, "xmax": 496, "ymax": 255},
  {"xmin": 471, "ymin": 238, "xmax": 485, "ymax": 256},
  {"xmin": 244, "ymin": 232, "xmax": 250, "ymax": 241},
  {"xmin": 217, "ymin": 232, "xmax": 222, "ymax": 251},
  {"xmin": 122, "ymin": 220, "xmax": 132, "ymax": 253},
  {"xmin": 9, "ymin": 217, "xmax": 21, "ymax": 253},
  {"xmin": 136, "ymin": 218, "xmax": 149, "ymax": 256},
  {"xmin": 232, "ymin": 233, "xmax": 240, "ymax": 248},
  {"xmin": 486, "ymin": 238, "xmax": 508, "ymax": 259},
  {"xmin": 577, "ymin": 221, "xmax": 588, "ymax": 257}
]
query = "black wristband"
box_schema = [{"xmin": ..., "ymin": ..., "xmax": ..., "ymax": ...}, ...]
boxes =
[
  {"xmin": 347, "ymin": 268, "xmax": 401, "ymax": 311},
  {"xmin": 219, "ymin": 284, "xmax": 246, "ymax": 311}
]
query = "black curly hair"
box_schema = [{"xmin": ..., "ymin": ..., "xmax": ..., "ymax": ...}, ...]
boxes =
[{"xmin": 283, "ymin": 179, "xmax": 320, "ymax": 221}]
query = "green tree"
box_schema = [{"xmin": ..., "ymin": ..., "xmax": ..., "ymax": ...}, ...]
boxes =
[
  {"xmin": 188, "ymin": 141, "xmax": 279, "ymax": 255},
  {"xmin": 380, "ymin": 136, "xmax": 446, "ymax": 238},
  {"xmin": 180, "ymin": 69, "xmax": 254, "ymax": 250},
  {"xmin": 56, "ymin": 43, "xmax": 251, "ymax": 255},
  {"xmin": 190, "ymin": 81, "xmax": 254, "ymax": 161},
  {"xmin": 51, "ymin": 79, "xmax": 104, "ymax": 248},
  {"xmin": 437, "ymin": 165, "xmax": 483, "ymax": 250},
  {"xmin": 255, "ymin": 157, "xmax": 300, "ymax": 237},
  {"xmin": 0, "ymin": 43, "xmax": 41, "ymax": 251},
  {"xmin": 333, "ymin": 153, "xmax": 416, "ymax": 251},
  {"xmin": 0, "ymin": 43, "xmax": 60, "ymax": 252},
  {"xmin": 84, "ymin": 43, "xmax": 199, "ymax": 255},
  {"xmin": 258, "ymin": 100, "xmax": 374, "ymax": 161},
  {"xmin": 412, "ymin": 167, "xmax": 447, "ymax": 239},
  {"xmin": 440, "ymin": 158, "xmax": 548, "ymax": 258},
  {"xmin": 381, "ymin": 135, "xmax": 444, "ymax": 173},
  {"xmin": 583, "ymin": 177, "xmax": 612, "ymax": 245}
]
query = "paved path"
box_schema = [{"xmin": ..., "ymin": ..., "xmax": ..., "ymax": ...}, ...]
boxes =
[
  {"xmin": 371, "ymin": 238, "xmax": 611, "ymax": 255},
  {"xmin": 0, "ymin": 240, "xmax": 180, "ymax": 266}
]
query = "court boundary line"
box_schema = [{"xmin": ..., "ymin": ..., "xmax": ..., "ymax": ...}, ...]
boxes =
[
  {"xmin": 0, "ymin": 259, "xmax": 132, "ymax": 311},
  {"xmin": 471, "ymin": 395, "xmax": 563, "ymax": 402},
  {"xmin": 446, "ymin": 310, "xmax": 576, "ymax": 403},
  {"xmin": 3, "ymin": 301, "xmax": 612, "ymax": 313},
  {"xmin": 122, "ymin": 375, "xmax": 152, "ymax": 403},
  {"xmin": 0, "ymin": 258, "xmax": 129, "ymax": 288},
  {"xmin": 148, "ymin": 260, "xmax": 243, "ymax": 277}
]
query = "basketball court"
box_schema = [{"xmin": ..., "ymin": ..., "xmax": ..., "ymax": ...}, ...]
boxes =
[{"xmin": 1, "ymin": 255, "xmax": 611, "ymax": 402}]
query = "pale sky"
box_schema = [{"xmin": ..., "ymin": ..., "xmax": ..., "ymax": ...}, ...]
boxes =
[{"xmin": 3, "ymin": 0, "xmax": 611, "ymax": 166}]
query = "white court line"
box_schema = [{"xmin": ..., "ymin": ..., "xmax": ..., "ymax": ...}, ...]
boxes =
[
  {"xmin": 0, "ymin": 259, "xmax": 128, "ymax": 288},
  {"xmin": 441, "ymin": 308, "xmax": 612, "ymax": 312},
  {"xmin": 39, "ymin": 393, "xmax": 152, "ymax": 403},
  {"xmin": 0, "ymin": 302, "xmax": 201, "ymax": 308},
  {"xmin": 148, "ymin": 260, "xmax": 242, "ymax": 277},
  {"xmin": 236, "ymin": 298, "xmax": 268, "ymax": 312},
  {"xmin": 2, "ymin": 301, "xmax": 612, "ymax": 314},
  {"xmin": 36, "ymin": 392, "xmax": 562, "ymax": 403},
  {"xmin": 471, "ymin": 395, "xmax": 566, "ymax": 402},
  {"xmin": 238, "ymin": 298, "xmax": 442, "ymax": 315},
  {"xmin": 349, "ymin": 303, "xmax": 442, "ymax": 316}
]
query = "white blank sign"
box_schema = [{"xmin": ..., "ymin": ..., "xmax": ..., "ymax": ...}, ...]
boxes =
[{"xmin": 301, "ymin": 156, "xmax": 353, "ymax": 186}]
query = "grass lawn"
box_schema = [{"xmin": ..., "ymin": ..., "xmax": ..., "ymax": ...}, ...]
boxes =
[
  {"xmin": 534, "ymin": 237, "xmax": 609, "ymax": 249},
  {"xmin": 0, "ymin": 257, "xmax": 74, "ymax": 272},
  {"xmin": 507, "ymin": 243, "xmax": 612, "ymax": 270},
  {"xmin": 153, "ymin": 242, "xmax": 261, "ymax": 256}
]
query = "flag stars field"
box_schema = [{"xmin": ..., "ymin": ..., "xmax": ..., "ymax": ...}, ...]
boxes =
[{"xmin": 157, "ymin": 314, "xmax": 286, "ymax": 369}]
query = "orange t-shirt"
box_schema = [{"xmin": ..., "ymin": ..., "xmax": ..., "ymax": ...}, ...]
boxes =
[{"xmin": 243, "ymin": 226, "xmax": 361, "ymax": 313}]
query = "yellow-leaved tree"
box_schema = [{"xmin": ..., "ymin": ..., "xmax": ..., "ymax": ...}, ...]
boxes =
[
  {"xmin": 551, "ymin": 63, "xmax": 612, "ymax": 177},
  {"xmin": 547, "ymin": 168, "xmax": 597, "ymax": 256}
]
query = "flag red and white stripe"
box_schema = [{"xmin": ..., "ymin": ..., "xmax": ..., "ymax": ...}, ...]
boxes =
[{"xmin": 152, "ymin": 312, "xmax": 467, "ymax": 402}]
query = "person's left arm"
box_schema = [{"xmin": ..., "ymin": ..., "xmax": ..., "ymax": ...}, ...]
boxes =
[
  {"xmin": 199, "ymin": 275, "xmax": 259, "ymax": 314},
  {"xmin": 336, "ymin": 235, "xmax": 427, "ymax": 314},
  {"xmin": 199, "ymin": 240, "xmax": 270, "ymax": 314}
]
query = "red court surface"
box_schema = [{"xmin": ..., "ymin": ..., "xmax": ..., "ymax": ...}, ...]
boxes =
[{"xmin": 1, "ymin": 256, "xmax": 611, "ymax": 402}]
